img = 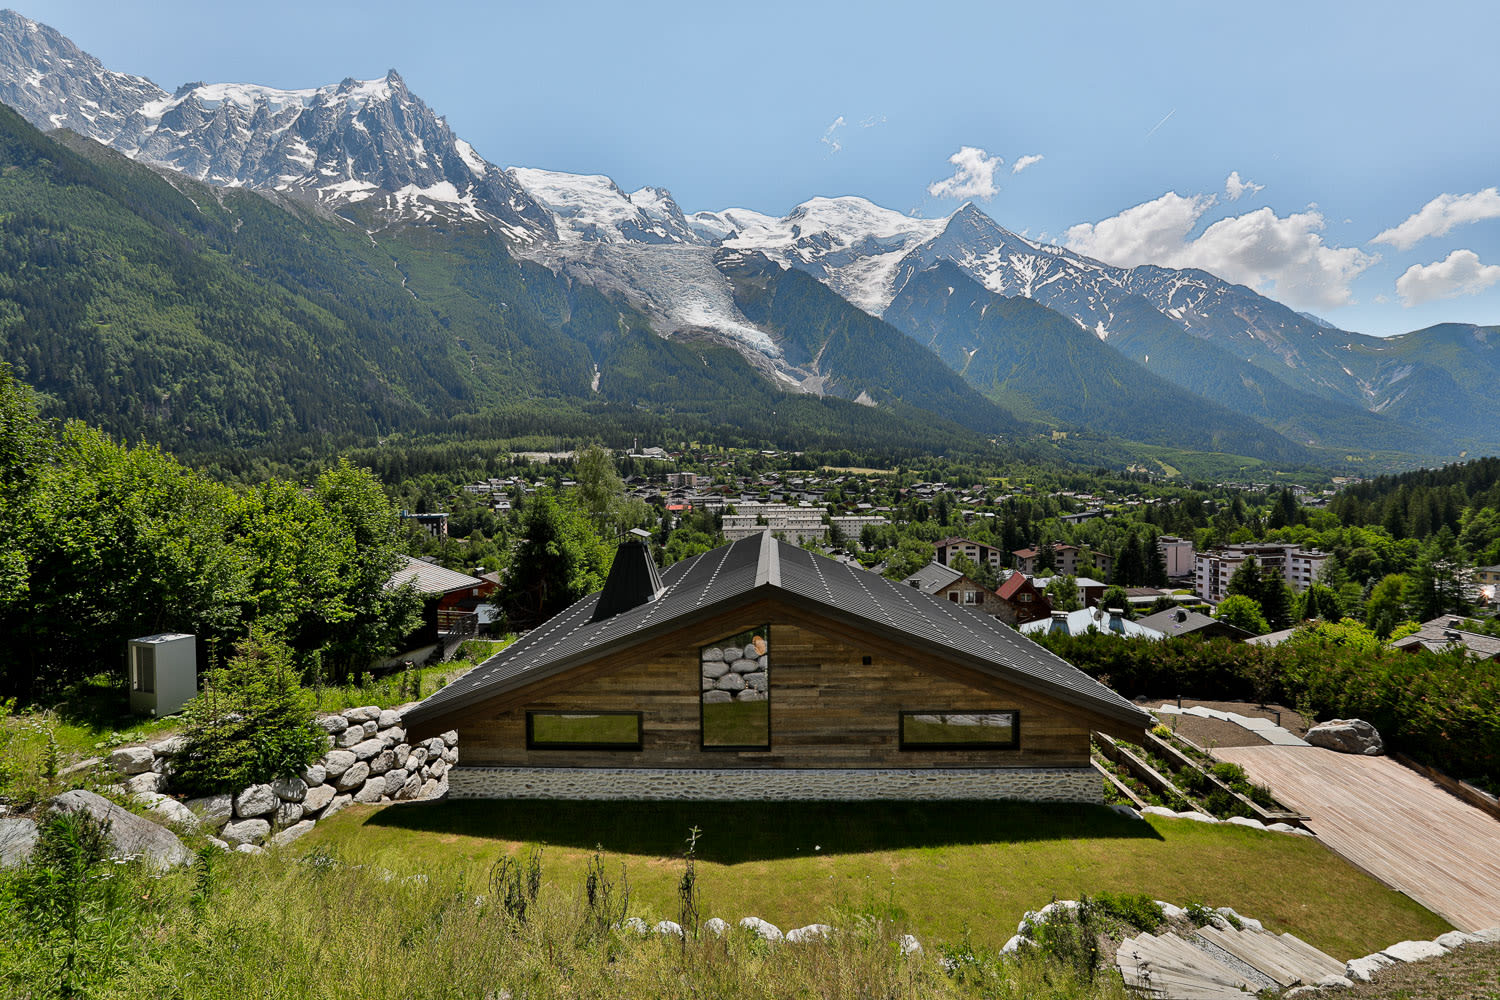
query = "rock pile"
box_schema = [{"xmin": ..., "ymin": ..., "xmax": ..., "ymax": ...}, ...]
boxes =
[
  {"xmin": 701, "ymin": 637, "xmax": 769, "ymax": 705},
  {"xmin": 99, "ymin": 706, "xmax": 457, "ymax": 852}
]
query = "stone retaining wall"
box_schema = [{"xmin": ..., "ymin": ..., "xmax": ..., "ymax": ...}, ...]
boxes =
[
  {"xmin": 104, "ymin": 707, "xmax": 458, "ymax": 851},
  {"xmin": 448, "ymin": 766, "xmax": 1101, "ymax": 802}
]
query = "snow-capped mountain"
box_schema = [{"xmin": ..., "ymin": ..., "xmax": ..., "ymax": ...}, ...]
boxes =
[{"xmin": 0, "ymin": 10, "xmax": 552, "ymax": 241}]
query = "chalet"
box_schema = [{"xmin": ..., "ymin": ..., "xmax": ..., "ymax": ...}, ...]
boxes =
[
  {"xmin": 1136, "ymin": 607, "xmax": 1253, "ymax": 642},
  {"xmin": 901, "ymin": 561, "xmax": 1010, "ymax": 620},
  {"xmin": 404, "ymin": 534, "xmax": 1151, "ymax": 802},
  {"xmin": 383, "ymin": 557, "xmax": 495, "ymax": 667},
  {"xmin": 996, "ymin": 572, "xmax": 1051, "ymax": 625},
  {"xmin": 935, "ymin": 537, "xmax": 1004, "ymax": 573},
  {"xmin": 1389, "ymin": 617, "xmax": 1500, "ymax": 661}
]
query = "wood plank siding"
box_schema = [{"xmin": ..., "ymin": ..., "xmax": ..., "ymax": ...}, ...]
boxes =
[{"xmin": 460, "ymin": 619, "xmax": 1106, "ymax": 769}]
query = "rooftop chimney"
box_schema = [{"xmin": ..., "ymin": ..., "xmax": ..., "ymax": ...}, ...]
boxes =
[{"xmin": 592, "ymin": 528, "xmax": 664, "ymax": 621}]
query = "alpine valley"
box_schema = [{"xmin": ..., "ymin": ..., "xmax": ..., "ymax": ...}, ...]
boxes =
[{"xmin": 0, "ymin": 9, "xmax": 1495, "ymax": 471}]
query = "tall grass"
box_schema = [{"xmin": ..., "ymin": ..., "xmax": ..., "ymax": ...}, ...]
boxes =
[{"xmin": 0, "ymin": 841, "xmax": 1131, "ymax": 1000}]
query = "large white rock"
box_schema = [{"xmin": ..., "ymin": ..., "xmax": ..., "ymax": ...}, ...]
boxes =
[
  {"xmin": 1381, "ymin": 939, "xmax": 1448, "ymax": 963},
  {"xmin": 124, "ymin": 771, "xmax": 166, "ymax": 796},
  {"xmin": 274, "ymin": 801, "xmax": 304, "ymax": 826},
  {"xmin": 738, "ymin": 917, "xmax": 782, "ymax": 941},
  {"xmin": 184, "ymin": 793, "xmax": 233, "ymax": 830},
  {"xmin": 271, "ymin": 820, "xmax": 316, "ymax": 847},
  {"xmin": 343, "ymin": 706, "xmax": 381, "ymax": 723},
  {"xmin": 336, "ymin": 727, "xmax": 366, "ymax": 749},
  {"xmin": 378, "ymin": 709, "xmax": 403, "ymax": 729},
  {"xmin": 428, "ymin": 757, "xmax": 447, "ymax": 780},
  {"xmin": 383, "ymin": 768, "xmax": 409, "ymax": 796},
  {"xmin": 323, "ymin": 750, "xmax": 356, "ymax": 779},
  {"xmin": 1347, "ymin": 953, "xmax": 1395, "ymax": 981},
  {"xmin": 621, "ymin": 916, "xmax": 649, "ymax": 935},
  {"xmin": 354, "ymin": 777, "xmax": 386, "ymax": 804},
  {"xmin": 392, "ymin": 744, "xmax": 410, "ymax": 770},
  {"xmin": 440, "ymin": 731, "xmax": 458, "ymax": 747},
  {"xmin": 322, "ymin": 794, "xmax": 353, "ymax": 820},
  {"xmin": 654, "ymin": 920, "xmax": 684, "ymax": 937},
  {"xmin": 1435, "ymin": 930, "xmax": 1484, "ymax": 949},
  {"xmin": 378, "ymin": 727, "xmax": 404, "ymax": 746},
  {"xmin": 701, "ymin": 660, "xmax": 730, "ymax": 680},
  {"xmin": 1306, "ymin": 718, "xmax": 1384, "ymax": 755},
  {"xmin": 149, "ymin": 798, "xmax": 200, "ymax": 829},
  {"xmin": 221, "ymin": 818, "xmax": 271, "ymax": 846},
  {"xmin": 703, "ymin": 917, "xmax": 729, "ymax": 937},
  {"xmin": 272, "ymin": 776, "xmax": 308, "ymax": 802},
  {"xmin": 303, "ymin": 784, "xmax": 336, "ymax": 814},
  {"xmin": 234, "ymin": 784, "xmax": 279, "ymax": 818},
  {"xmin": 301, "ymin": 764, "xmax": 326, "ymax": 787},
  {"xmin": 899, "ymin": 934, "xmax": 922, "ymax": 956},
  {"xmin": 0, "ymin": 817, "xmax": 38, "ymax": 867},
  {"xmin": 334, "ymin": 761, "xmax": 370, "ymax": 791},
  {"xmin": 368, "ymin": 750, "xmax": 395, "ymax": 776},
  {"xmin": 786, "ymin": 924, "xmax": 832, "ymax": 943},
  {"xmin": 350, "ymin": 739, "xmax": 385, "ymax": 762},
  {"xmin": 316, "ymin": 715, "xmax": 348, "ymax": 735},
  {"xmin": 234, "ymin": 843, "xmax": 264, "ymax": 855},
  {"xmin": 50, "ymin": 790, "xmax": 191, "ymax": 867},
  {"xmin": 729, "ymin": 658, "xmax": 759, "ymax": 674},
  {"xmin": 395, "ymin": 772, "xmax": 422, "ymax": 800},
  {"xmin": 108, "ymin": 746, "xmax": 156, "ymax": 776}
]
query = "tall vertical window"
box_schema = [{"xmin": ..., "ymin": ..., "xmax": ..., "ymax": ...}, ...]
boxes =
[{"xmin": 700, "ymin": 626, "xmax": 769, "ymax": 750}]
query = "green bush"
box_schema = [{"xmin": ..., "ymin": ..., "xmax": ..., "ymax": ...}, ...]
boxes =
[
  {"xmin": 170, "ymin": 636, "xmax": 325, "ymax": 797},
  {"xmin": 1092, "ymin": 892, "xmax": 1164, "ymax": 933}
]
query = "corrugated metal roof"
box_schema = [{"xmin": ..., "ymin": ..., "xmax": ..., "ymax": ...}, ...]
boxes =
[
  {"xmin": 901, "ymin": 561, "xmax": 965, "ymax": 594},
  {"xmin": 388, "ymin": 556, "xmax": 485, "ymax": 596},
  {"xmin": 406, "ymin": 535, "xmax": 1150, "ymax": 730}
]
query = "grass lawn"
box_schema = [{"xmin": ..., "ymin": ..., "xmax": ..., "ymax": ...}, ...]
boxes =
[{"xmin": 300, "ymin": 799, "xmax": 1449, "ymax": 960}]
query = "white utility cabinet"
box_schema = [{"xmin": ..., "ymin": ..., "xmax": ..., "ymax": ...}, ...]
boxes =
[{"xmin": 127, "ymin": 633, "xmax": 197, "ymax": 717}]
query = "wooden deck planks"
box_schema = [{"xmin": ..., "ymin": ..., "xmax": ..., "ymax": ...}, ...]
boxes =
[{"xmin": 1213, "ymin": 744, "xmax": 1500, "ymax": 932}]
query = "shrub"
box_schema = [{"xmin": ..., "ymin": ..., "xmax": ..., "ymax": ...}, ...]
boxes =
[
  {"xmin": 170, "ymin": 636, "xmax": 325, "ymax": 797},
  {"xmin": 1092, "ymin": 892, "xmax": 1164, "ymax": 933}
]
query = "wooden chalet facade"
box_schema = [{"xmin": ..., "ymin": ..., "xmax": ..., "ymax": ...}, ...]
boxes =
[{"xmin": 405, "ymin": 534, "xmax": 1151, "ymax": 801}]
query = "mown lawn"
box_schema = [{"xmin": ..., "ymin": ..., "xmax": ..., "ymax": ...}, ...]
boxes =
[{"xmin": 300, "ymin": 799, "xmax": 1449, "ymax": 959}]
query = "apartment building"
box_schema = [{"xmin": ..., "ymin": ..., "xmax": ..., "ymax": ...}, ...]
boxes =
[{"xmin": 1194, "ymin": 543, "xmax": 1329, "ymax": 602}]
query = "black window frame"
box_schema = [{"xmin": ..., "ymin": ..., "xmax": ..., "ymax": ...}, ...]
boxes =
[
  {"xmin": 525, "ymin": 710, "xmax": 644, "ymax": 751},
  {"xmin": 898, "ymin": 710, "xmax": 1021, "ymax": 751},
  {"xmin": 700, "ymin": 626, "xmax": 771, "ymax": 753}
]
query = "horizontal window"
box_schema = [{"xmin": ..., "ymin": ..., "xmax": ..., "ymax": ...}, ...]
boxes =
[
  {"xmin": 900, "ymin": 711, "xmax": 1019, "ymax": 750},
  {"xmin": 526, "ymin": 711, "xmax": 642, "ymax": 750}
]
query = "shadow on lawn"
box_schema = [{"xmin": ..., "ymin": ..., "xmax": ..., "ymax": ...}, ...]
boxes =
[{"xmin": 365, "ymin": 799, "xmax": 1162, "ymax": 862}]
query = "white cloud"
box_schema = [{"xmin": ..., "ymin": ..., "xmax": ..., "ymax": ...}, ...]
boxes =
[
  {"xmin": 858, "ymin": 114, "xmax": 886, "ymax": 128},
  {"xmin": 1011, "ymin": 154, "xmax": 1044, "ymax": 175},
  {"xmin": 1372, "ymin": 188, "xmax": 1500, "ymax": 250},
  {"xmin": 1395, "ymin": 249, "xmax": 1500, "ymax": 306},
  {"xmin": 1064, "ymin": 191, "xmax": 1377, "ymax": 309},
  {"xmin": 1224, "ymin": 171, "xmax": 1263, "ymax": 201},
  {"xmin": 820, "ymin": 116, "xmax": 846, "ymax": 154},
  {"xmin": 927, "ymin": 146, "xmax": 1002, "ymax": 201}
]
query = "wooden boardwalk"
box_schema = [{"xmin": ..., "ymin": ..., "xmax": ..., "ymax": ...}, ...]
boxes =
[{"xmin": 1214, "ymin": 744, "xmax": 1500, "ymax": 932}]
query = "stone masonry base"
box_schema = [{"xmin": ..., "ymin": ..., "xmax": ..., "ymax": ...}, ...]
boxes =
[{"xmin": 448, "ymin": 766, "xmax": 1101, "ymax": 803}]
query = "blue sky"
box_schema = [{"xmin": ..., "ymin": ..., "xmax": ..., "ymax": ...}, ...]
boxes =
[{"xmin": 18, "ymin": 0, "xmax": 1500, "ymax": 335}]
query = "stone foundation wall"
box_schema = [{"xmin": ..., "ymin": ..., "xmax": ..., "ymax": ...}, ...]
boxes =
[
  {"xmin": 104, "ymin": 706, "xmax": 458, "ymax": 851},
  {"xmin": 448, "ymin": 766, "xmax": 1101, "ymax": 803}
]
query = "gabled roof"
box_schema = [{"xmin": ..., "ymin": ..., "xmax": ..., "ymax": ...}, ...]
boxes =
[
  {"xmin": 996, "ymin": 572, "xmax": 1041, "ymax": 600},
  {"xmin": 1137, "ymin": 608, "xmax": 1252, "ymax": 640},
  {"xmin": 901, "ymin": 561, "xmax": 965, "ymax": 594},
  {"xmin": 1389, "ymin": 617, "xmax": 1500, "ymax": 659},
  {"xmin": 388, "ymin": 556, "xmax": 485, "ymax": 596},
  {"xmin": 1019, "ymin": 607, "xmax": 1165, "ymax": 641},
  {"xmin": 405, "ymin": 534, "xmax": 1150, "ymax": 732}
]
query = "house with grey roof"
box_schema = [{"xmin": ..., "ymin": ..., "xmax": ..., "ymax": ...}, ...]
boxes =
[{"xmin": 404, "ymin": 534, "xmax": 1150, "ymax": 802}]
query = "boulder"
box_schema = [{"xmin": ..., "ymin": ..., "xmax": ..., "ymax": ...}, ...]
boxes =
[
  {"xmin": 354, "ymin": 777, "xmax": 386, "ymax": 804},
  {"xmin": 368, "ymin": 749, "xmax": 395, "ymax": 776},
  {"xmin": 1306, "ymin": 718, "xmax": 1384, "ymax": 755},
  {"xmin": 49, "ymin": 789, "xmax": 191, "ymax": 868},
  {"xmin": 378, "ymin": 727, "xmax": 404, "ymax": 745},
  {"xmin": 1435, "ymin": 930, "xmax": 1484, "ymax": 949},
  {"xmin": 322, "ymin": 794, "xmax": 353, "ymax": 820},
  {"xmin": 392, "ymin": 744, "xmax": 410, "ymax": 770},
  {"xmin": 361, "ymin": 721, "xmax": 379, "ymax": 737},
  {"xmin": 184, "ymin": 793, "xmax": 233, "ymax": 830},
  {"xmin": 150, "ymin": 753, "xmax": 175, "ymax": 775},
  {"xmin": 343, "ymin": 705, "xmax": 381, "ymax": 723},
  {"xmin": 729, "ymin": 658, "xmax": 759, "ymax": 674},
  {"xmin": 149, "ymin": 798, "xmax": 201, "ymax": 829},
  {"xmin": 702, "ymin": 690, "xmax": 731, "ymax": 704},
  {"xmin": 316, "ymin": 715, "xmax": 349, "ymax": 735},
  {"xmin": 125, "ymin": 771, "xmax": 167, "ymax": 796},
  {"xmin": 271, "ymin": 820, "xmax": 316, "ymax": 847},
  {"xmin": 735, "ymin": 690, "xmax": 762, "ymax": 702},
  {"xmin": 715, "ymin": 672, "xmax": 745, "ymax": 692},
  {"xmin": 419, "ymin": 778, "xmax": 440, "ymax": 798},
  {"xmin": 0, "ymin": 817, "xmax": 38, "ymax": 867},
  {"xmin": 408, "ymin": 747, "xmax": 428, "ymax": 767},
  {"xmin": 428, "ymin": 758, "xmax": 447, "ymax": 780},
  {"xmin": 899, "ymin": 934, "xmax": 922, "ymax": 956},
  {"xmin": 378, "ymin": 709, "xmax": 403, "ymax": 729},
  {"xmin": 395, "ymin": 773, "xmax": 422, "ymax": 801},
  {"xmin": 383, "ymin": 768, "xmax": 409, "ymax": 796},
  {"xmin": 1381, "ymin": 939, "xmax": 1448, "ymax": 963},
  {"xmin": 274, "ymin": 801, "xmax": 304, "ymax": 827},
  {"xmin": 301, "ymin": 764, "xmax": 327, "ymax": 787},
  {"xmin": 234, "ymin": 843, "xmax": 265, "ymax": 856},
  {"xmin": 334, "ymin": 761, "xmax": 370, "ymax": 792},
  {"xmin": 702, "ymin": 647, "xmax": 725, "ymax": 662},
  {"xmin": 786, "ymin": 924, "xmax": 832, "ymax": 943},
  {"xmin": 701, "ymin": 660, "xmax": 730, "ymax": 680},
  {"xmin": 235, "ymin": 784, "xmax": 279, "ymax": 818},
  {"xmin": 742, "ymin": 643, "xmax": 759, "ymax": 660},
  {"xmin": 108, "ymin": 746, "xmax": 157, "ymax": 776},
  {"xmin": 303, "ymin": 784, "xmax": 336, "ymax": 814},
  {"xmin": 744, "ymin": 671, "xmax": 768, "ymax": 691},
  {"xmin": 272, "ymin": 776, "xmax": 308, "ymax": 802},
  {"xmin": 350, "ymin": 738, "xmax": 385, "ymax": 762},
  {"xmin": 323, "ymin": 750, "xmax": 356, "ymax": 780},
  {"xmin": 703, "ymin": 917, "xmax": 729, "ymax": 937},
  {"xmin": 440, "ymin": 731, "xmax": 458, "ymax": 748},
  {"xmin": 1346, "ymin": 953, "xmax": 1394, "ymax": 981},
  {"xmin": 441, "ymin": 747, "xmax": 458, "ymax": 764},
  {"xmin": 738, "ymin": 916, "xmax": 782, "ymax": 941},
  {"xmin": 654, "ymin": 920, "xmax": 684, "ymax": 937},
  {"xmin": 621, "ymin": 916, "xmax": 649, "ymax": 935},
  {"xmin": 336, "ymin": 727, "xmax": 366, "ymax": 749}
]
